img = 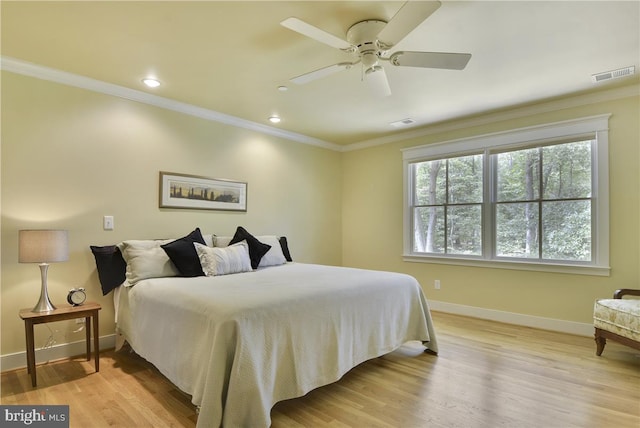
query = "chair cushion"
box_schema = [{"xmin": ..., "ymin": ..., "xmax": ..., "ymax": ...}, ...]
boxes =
[{"xmin": 594, "ymin": 298, "xmax": 640, "ymax": 342}]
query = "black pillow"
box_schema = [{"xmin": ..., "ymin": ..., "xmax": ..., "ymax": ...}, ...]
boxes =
[
  {"xmin": 279, "ymin": 236, "xmax": 293, "ymax": 262},
  {"xmin": 161, "ymin": 228, "xmax": 207, "ymax": 277},
  {"xmin": 229, "ymin": 226, "xmax": 271, "ymax": 269},
  {"xmin": 90, "ymin": 245, "xmax": 127, "ymax": 295}
]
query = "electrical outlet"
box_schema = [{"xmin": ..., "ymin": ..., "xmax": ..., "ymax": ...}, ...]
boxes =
[{"xmin": 434, "ymin": 280, "xmax": 441, "ymax": 290}]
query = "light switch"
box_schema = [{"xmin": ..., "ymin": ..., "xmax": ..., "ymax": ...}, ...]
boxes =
[{"xmin": 103, "ymin": 215, "xmax": 114, "ymax": 230}]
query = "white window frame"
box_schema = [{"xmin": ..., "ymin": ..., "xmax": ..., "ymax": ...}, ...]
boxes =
[{"xmin": 402, "ymin": 114, "xmax": 610, "ymax": 276}]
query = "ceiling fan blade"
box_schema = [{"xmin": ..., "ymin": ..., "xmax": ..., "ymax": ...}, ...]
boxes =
[
  {"xmin": 281, "ymin": 17, "xmax": 353, "ymax": 51},
  {"xmin": 376, "ymin": 1, "xmax": 441, "ymax": 49},
  {"xmin": 365, "ymin": 66, "xmax": 392, "ymax": 97},
  {"xmin": 290, "ymin": 62, "xmax": 355, "ymax": 85},
  {"xmin": 390, "ymin": 51, "xmax": 472, "ymax": 70}
]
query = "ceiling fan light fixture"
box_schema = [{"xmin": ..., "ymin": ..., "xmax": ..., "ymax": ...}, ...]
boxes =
[
  {"xmin": 361, "ymin": 51, "xmax": 379, "ymax": 70},
  {"xmin": 365, "ymin": 66, "xmax": 391, "ymax": 97},
  {"xmin": 365, "ymin": 64, "xmax": 384, "ymax": 76}
]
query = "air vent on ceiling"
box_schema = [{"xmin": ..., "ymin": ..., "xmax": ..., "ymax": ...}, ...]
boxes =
[
  {"xmin": 592, "ymin": 66, "xmax": 635, "ymax": 83},
  {"xmin": 390, "ymin": 118, "xmax": 416, "ymax": 128}
]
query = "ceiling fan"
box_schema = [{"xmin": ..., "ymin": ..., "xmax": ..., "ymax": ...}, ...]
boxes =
[{"xmin": 280, "ymin": 0, "xmax": 471, "ymax": 97}]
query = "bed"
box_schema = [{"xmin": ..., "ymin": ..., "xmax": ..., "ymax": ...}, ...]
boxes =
[{"xmin": 93, "ymin": 228, "xmax": 438, "ymax": 428}]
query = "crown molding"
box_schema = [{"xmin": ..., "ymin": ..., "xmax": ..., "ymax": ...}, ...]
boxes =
[
  {"xmin": 343, "ymin": 82, "xmax": 640, "ymax": 152},
  {"xmin": 0, "ymin": 56, "xmax": 343, "ymax": 152},
  {"xmin": 3, "ymin": 56, "xmax": 637, "ymax": 154}
]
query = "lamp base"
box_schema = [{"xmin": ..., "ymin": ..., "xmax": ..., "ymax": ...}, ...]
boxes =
[{"xmin": 32, "ymin": 263, "xmax": 56, "ymax": 313}]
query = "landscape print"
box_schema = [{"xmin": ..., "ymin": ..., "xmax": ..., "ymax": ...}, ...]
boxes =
[
  {"xmin": 159, "ymin": 172, "xmax": 247, "ymax": 211},
  {"xmin": 169, "ymin": 179, "xmax": 240, "ymax": 203}
]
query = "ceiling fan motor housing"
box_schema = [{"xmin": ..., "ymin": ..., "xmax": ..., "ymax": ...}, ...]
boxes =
[{"xmin": 346, "ymin": 20, "xmax": 389, "ymax": 71}]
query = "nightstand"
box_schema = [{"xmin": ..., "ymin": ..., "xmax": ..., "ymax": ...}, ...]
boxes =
[{"xmin": 19, "ymin": 302, "xmax": 101, "ymax": 387}]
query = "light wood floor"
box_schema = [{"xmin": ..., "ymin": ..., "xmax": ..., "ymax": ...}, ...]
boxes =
[{"xmin": 2, "ymin": 311, "xmax": 638, "ymax": 427}]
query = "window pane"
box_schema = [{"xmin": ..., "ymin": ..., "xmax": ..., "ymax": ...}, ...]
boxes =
[
  {"xmin": 542, "ymin": 141, "xmax": 592, "ymax": 199},
  {"xmin": 447, "ymin": 205, "xmax": 482, "ymax": 255},
  {"xmin": 413, "ymin": 206, "xmax": 444, "ymax": 253},
  {"xmin": 542, "ymin": 200, "xmax": 591, "ymax": 261},
  {"xmin": 496, "ymin": 203, "xmax": 539, "ymax": 258},
  {"xmin": 413, "ymin": 160, "xmax": 446, "ymax": 205},
  {"xmin": 496, "ymin": 148, "xmax": 540, "ymax": 202},
  {"xmin": 448, "ymin": 155, "xmax": 483, "ymax": 204}
]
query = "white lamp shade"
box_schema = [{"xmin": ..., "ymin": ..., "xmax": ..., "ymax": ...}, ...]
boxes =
[{"xmin": 19, "ymin": 230, "xmax": 69, "ymax": 263}]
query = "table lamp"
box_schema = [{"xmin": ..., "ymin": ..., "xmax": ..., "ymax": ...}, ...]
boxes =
[{"xmin": 19, "ymin": 230, "xmax": 69, "ymax": 312}]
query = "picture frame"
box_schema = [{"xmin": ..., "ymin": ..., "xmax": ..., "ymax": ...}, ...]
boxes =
[{"xmin": 159, "ymin": 171, "xmax": 247, "ymax": 212}]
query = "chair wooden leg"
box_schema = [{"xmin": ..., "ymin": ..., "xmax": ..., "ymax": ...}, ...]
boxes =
[{"xmin": 595, "ymin": 330, "xmax": 606, "ymax": 356}]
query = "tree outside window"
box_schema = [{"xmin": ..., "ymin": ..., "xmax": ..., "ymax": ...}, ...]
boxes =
[
  {"xmin": 494, "ymin": 140, "xmax": 593, "ymax": 262},
  {"xmin": 412, "ymin": 154, "xmax": 483, "ymax": 255}
]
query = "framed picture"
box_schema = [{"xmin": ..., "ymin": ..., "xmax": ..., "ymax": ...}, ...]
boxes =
[{"xmin": 159, "ymin": 171, "xmax": 247, "ymax": 211}]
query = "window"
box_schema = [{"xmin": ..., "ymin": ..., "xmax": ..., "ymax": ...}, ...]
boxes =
[
  {"xmin": 412, "ymin": 154, "xmax": 483, "ymax": 255},
  {"xmin": 403, "ymin": 115, "xmax": 610, "ymax": 275}
]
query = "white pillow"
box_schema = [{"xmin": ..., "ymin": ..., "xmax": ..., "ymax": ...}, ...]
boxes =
[
  {"xmin": 213, "ymin": 235, "xmax": 233, "ymax": 247},
  {"xmin": 202, "ymin": 233, "xmax": 214, "ymax": 247},
  {"xmin": 213, "ymin": 234, "xmax": 286, "ymax": 267},
  {"xmin": 194, "ymin": 241, "xmax": 252, "ymax": 276},
  {"xmin": 256, "ymin": 236, "xmax": 287, "ymax": 267},
  {"xmin": 117, "ymin": 239, "xmax": 179, "ymax": 284}
]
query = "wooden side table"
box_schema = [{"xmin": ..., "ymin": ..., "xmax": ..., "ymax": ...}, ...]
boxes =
[{"xmin": 19, "ymin": 302, "xmax": 101, "ymax": 387}]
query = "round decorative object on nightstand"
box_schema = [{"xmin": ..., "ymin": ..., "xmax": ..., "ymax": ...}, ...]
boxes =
[{"xmin": 67, "ymin": 288, "xmax": 86, "ymax": 306}]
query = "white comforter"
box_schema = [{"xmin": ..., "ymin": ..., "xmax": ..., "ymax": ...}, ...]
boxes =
[{"xmin": 116, "ymin": 263, "xmax": 437, "ymax": 427}]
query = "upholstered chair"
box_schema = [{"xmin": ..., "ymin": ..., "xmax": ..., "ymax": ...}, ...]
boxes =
[{"xmin": 593, "ymin": 289, "xmax": 640, "ymax": 355}]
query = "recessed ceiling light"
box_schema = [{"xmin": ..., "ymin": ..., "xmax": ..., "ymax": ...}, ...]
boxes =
[
  {"xmin": 268, "ymin": 116, "xmax": 281, "ymax": 124},
  {"xmin": 142, "ymin": 78, "xmax": 161, "ymax": 88},
  {"xmin": 390, "ymin": 118, "xmax": 416, "ymax": 128},
  {"xmin": 277, "ymin": 86, "xmax": 288, "ymax": 92}
]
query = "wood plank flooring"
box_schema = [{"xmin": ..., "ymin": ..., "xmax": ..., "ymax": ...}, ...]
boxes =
[{"xmin": 2, "ymin": 311, "xmax": 638, "ymax": 427}]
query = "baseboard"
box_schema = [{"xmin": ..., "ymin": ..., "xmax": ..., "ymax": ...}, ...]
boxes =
[
  {"xmin": 1, "ymin": 305, "xmax": 592, "ymax": 372},
  {"xmin": 1, "ymin": 334, "xmax": 116, "ymax": 373},
  {"xmin": 428, "ymin": 300, "xmax": 594, "ymax": 337}
]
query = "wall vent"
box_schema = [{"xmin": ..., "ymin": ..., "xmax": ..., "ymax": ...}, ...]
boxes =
[
  {"xmin": 592, "ymin": 66, "xmax": 635, "ymax": 83},
  {"xmin": 390, "ymin": 118, "xmax": 416, "ymax": 127}
]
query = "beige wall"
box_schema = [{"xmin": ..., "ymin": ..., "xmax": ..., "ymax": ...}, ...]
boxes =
[
  {"xmin": 342, "ymin": 89, "xmax": 639, "ymax": 325},
  {"xmin": 1, "ymin": 72, "xmax": 342, "ymax": 356}
]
